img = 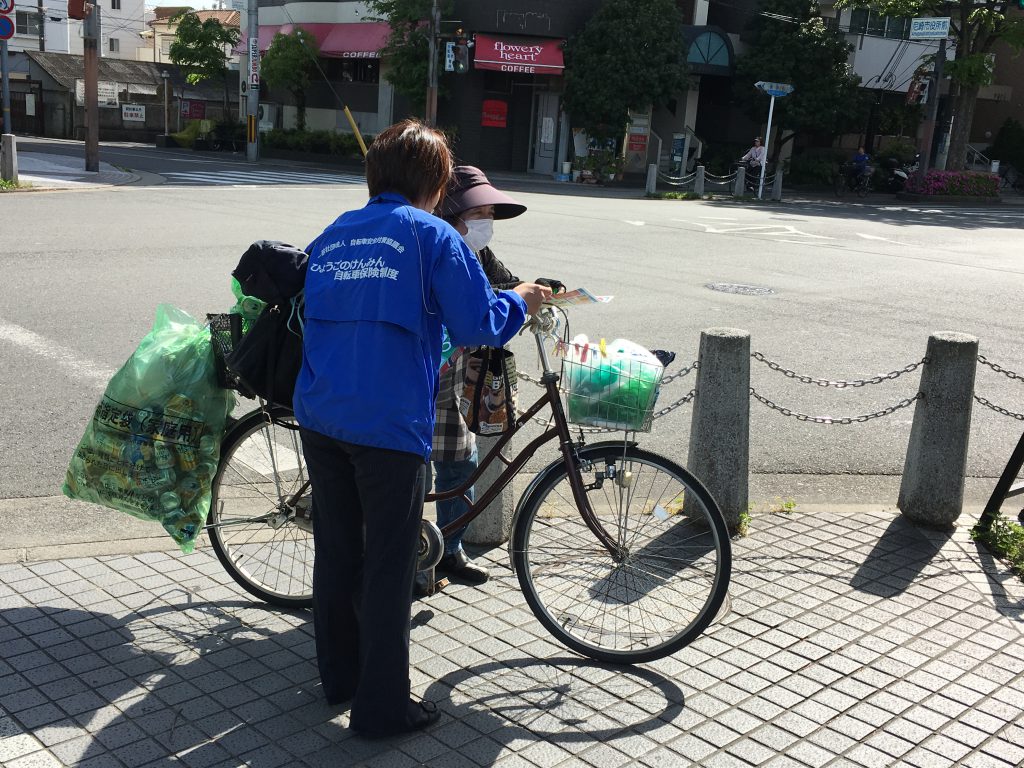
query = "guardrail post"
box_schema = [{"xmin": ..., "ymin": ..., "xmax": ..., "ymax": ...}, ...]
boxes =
[
  {"xmin": 688, "ymin": 328, "xmax": 750, "ymax": 530},
  {"xmin": 771, "ymin": 167, "xmax": 783, "ymax": 201},
  {"xmin": 464, "ymin": 434, "xmax": 514, "ymax": 545},
  {"xmin": 898, "ymin": 332, "xmax": 978, "ymax": 527},
  {"xmin": 734, "ymin": 166, "xmax": 745, "ymax": 198},
  {"xmin": 695, "ymin": 165, "xmax": 705, "ymax": 196},
  {"xmin": 1, "ymin": 134, "xmax": 18, "ymax": 183},
  {"xmin": 646, "ymin": 163, "xmax": 657, "ymax": 195}
]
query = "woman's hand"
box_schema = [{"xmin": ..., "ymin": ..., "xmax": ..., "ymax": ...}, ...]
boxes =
[{"xmin": 513, "ymin": 283, "xmax": 553, "ymax": 315}]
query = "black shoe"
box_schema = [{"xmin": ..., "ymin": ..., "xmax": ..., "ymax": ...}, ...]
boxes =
[
  {"xmin": 414, "ymin": 570, "xmax": 433, "ymax": 597},
  {"xmin": 437, "ymin": 550, "xmax": 489, "ymax": 585},
  {"xmin": 352, "ymin": 700, "xmax": 440, "ymax": 739}
]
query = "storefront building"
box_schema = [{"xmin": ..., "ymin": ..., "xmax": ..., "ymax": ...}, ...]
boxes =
[{"xmin": 439, "ymin": 0, "xmax": 601, "ymax": 173}]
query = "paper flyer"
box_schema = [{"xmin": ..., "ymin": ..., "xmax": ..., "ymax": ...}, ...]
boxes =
[{"xmin": 544, "ymin": 288, "xmax": 613, "ymax": 307}]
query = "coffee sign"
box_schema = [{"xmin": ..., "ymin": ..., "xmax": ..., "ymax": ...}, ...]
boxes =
[{"xmin": 473, "ymin": 34, "xmax": 565, "ymax": 74}]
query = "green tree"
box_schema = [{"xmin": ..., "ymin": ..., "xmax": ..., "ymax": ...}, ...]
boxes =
[
  {"xmin": 168, "ymin": 11, "xmax": 241, "ymax": 116},
  {"xmin": 562, "ymin": 0, "xmax": 689, "ymax": 142},
  {"xmin": 260, "ymin": 29, "xmax": 320, "ymax": 132},
  {"xmin": 733, "ymin": 0, "xmax": 867, "ymax": 157},
  {"xmin": 837, "ymin": 0, "xmax": 1024, "ymax": 170},
  {"xmin": 367, "ymin": 0, "xmax": 454, "ymax": 113}
]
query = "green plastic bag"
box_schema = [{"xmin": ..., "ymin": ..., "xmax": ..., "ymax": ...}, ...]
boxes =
[
  {"xmin": 564, "ymin": 337, "xmax": 663, "ymax": 431},
  {"xmin": 63, "ymin": 305, "xmax": 235, "ymax": 553}
]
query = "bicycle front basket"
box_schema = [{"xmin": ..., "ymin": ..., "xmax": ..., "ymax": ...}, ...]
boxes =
[
  {"xmin": 561, "ymin": 343, "xmax": 663, "ymax": 432},
  {"xmin": 207, "ymin": 313, "xmax": 255, "ymax": 398}
]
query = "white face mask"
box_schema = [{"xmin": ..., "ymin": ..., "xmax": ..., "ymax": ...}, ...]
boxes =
[{"xmin": 461, "ymin": 218, "xmax": 494, "ymax": 252}]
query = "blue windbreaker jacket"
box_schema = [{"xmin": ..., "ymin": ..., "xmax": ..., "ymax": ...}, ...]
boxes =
[{"xmin": 294, "ymin": 193, "xmax": 528, "ymax": 460}]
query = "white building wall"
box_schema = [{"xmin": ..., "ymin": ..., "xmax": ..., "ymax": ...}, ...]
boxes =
[
  {"xmin": 6, "ymin": 0, "xmax": 145, "ymax": 57},
  {"xmin": 835, "ymin": 10, "xmax": 938, "ymax": 92},
  {"xmin": 259, "ymin": 0, "xmax": 370, "ymax": 26}
]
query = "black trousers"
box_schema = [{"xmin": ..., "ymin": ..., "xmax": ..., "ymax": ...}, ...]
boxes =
[{"xmin": 300, "ymin": 428, "xmax": 426, "ymax": 730}]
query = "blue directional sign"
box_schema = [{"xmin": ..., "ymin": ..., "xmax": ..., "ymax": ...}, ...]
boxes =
[
  {"xmin": 0, "ymin": 15, "xmax": 14, "ymax": 40},
  {"xmin": 755, "ymin": 81, "xmax": 794, "ymax": 98}
]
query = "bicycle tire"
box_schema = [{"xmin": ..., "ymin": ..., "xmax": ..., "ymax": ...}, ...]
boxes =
[
  {"xmin": 511, "ymin": 444, "xmax": 731, "ymax": 664},
  {"xmin": 207, "ymin": 406, "xmax": 313, "ymax": 607},
  {"xmin": 857, "ymin": 178, "xmax": 870, "ymax": 198}
]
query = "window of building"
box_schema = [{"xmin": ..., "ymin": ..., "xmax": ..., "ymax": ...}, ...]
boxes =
[
  {"xmin": 849, "ymin": 9, "xmax": 910, "ymax": 39},
  {"xmin": 161, "ymin": 39, "xmax": 172, "ymax": 55},
  {"xmin": 322, "ymin": 58, "xmax": 379, "ymax": 85},
  {"xmin": 111, "ymin": 0, "xmax": 121, "ymax": 9},
  {"xmin": 109, "ymin": 37, "xmax": 119, "ymax": 52},
  {"xmin": 15, "ymin": 10, "xmax": 42, "ymax": 36}
]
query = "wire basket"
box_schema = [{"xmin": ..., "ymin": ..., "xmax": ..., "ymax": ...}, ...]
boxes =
[
  {"xmin": 207, "ymin": 313, "xmax": 255, "ymax": 398},
  {"xmin": 561, "ymin": 351, "xmax": 663, "ymax": 432}
]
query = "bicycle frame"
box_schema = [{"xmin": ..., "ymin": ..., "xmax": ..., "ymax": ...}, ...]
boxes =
[
  {"xmin": 248, "ymin": 310, "xmax": 623, "ymax": 558},
  {"xmin": 428, "ymin": 316, "xmax": 622, "ymax": 558}
]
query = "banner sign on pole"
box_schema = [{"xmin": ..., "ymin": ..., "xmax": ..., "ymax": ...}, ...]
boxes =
[
  {"xmin": 248, "ymin": 38, "xmax": 260, "ymax": 89},
  {"xmin": 909, "ymin": 17, "xmax": 950, "ymax": 40}
]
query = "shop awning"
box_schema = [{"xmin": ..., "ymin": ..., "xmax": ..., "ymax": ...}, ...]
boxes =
[
  {"xmin": 257, "ymin": 22, "xmax": 390, "ymax": 58},
  {"xmin": 473, "ymin": 34, "xmax": 564, "ymax": 74}
]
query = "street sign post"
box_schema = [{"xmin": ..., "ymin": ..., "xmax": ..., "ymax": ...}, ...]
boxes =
[
  {"xmin": 909, "ymin": 17, "xmax": 949, "ymax": 40},
  {"xmin": 0, "ymin": 0, "xmax": 14, "ymax": 14},
  {"xmin": 753, "ymin": 81, "xmax": 794, "ymax": 199}
]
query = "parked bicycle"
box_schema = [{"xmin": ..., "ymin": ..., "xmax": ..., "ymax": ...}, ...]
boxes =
[
  {"xmin": 204, "ymin": 307, "xmax": 731, "ymax": 664},
  {"xmin": 998, "ymin": 164, "xmax": 1024, "ymax": 194},
  {"xmin": 834, "ymin": 162, "xmax": 872, "ymax": 197}
]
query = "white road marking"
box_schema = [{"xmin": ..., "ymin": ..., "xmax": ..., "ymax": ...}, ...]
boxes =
[
  {"xmin": 856, "ymin": 233, "xmax": 897, "ymax": 242},
  {"xmin": 622, "ymin": 220, "xmax": 645, "ymax": 226},
  {"xmin": 672, "ymin": 220, "xmax": 834, "ymax": 239},
  {"xmin": 0, "ymin": 319, "xmax": 115, "ymax": 387}
]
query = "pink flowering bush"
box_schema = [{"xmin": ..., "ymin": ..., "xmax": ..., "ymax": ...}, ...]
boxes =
[{"xmin": 904, "ymin": 170, "xmax": 999, "ymax": 197}]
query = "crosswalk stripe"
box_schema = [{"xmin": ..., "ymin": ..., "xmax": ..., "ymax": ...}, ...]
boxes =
[{"xmin": 161, "ymin": 170, "xmax": 366, "ymax": 186}]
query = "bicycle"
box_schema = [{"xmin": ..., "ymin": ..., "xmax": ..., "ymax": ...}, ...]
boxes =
[
  {"xmin": 834, "ymin": 162, "xmax": 872, "ymax": 197},
  {"xmin": 204, "ymin": 308, "xmax": 731, "ymax": 664}
]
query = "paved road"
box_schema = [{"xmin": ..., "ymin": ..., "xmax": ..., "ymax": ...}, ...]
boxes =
[{"xmin": 2, "ymin": 141, "xmax": 1023, "ymax": 557}]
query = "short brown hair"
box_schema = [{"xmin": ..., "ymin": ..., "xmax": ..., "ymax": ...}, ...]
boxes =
[{"xmin": 365, "ymin": 120, "xmax": 453, "ymax": 205}]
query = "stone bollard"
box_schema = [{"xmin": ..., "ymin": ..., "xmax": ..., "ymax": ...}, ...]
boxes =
[
  {"xmin": 646, "ymin": 163, "xmax": 657, "ymax": 195},
  {"xmin": 898, "ymin": 332, "xmax": 978, "ymax": 526},
  {"xmin": 772, "ymin": 167, "xmax": 784, "ymax": 201},
  {"xmin": 464, "ymin": 434, "xmax": 514, "ymax": 545},
  {"xmin": 734, "ymin": 166, "xmax": 746, "ymax": 198},
  {"xmin": 687, "ymin": 328, "xmax": 750, "ymax": 529},
  {"xmin": 1, "ymin": 134, "xmax": 17, "ymax": 183},
  {"xmin": 694, "ymin": 165, "xmax": 705, "ymax": 196}
]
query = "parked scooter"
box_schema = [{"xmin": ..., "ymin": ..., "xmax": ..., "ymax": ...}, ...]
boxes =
[{"xmin": 878, "ymin": 154, "xmax": 920, "ymax": 193}]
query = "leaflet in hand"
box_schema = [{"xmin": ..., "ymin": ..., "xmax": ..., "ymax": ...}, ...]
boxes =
[{"xmin": 544, "ymin": 288, "xmax": 613, "ymax": 307}]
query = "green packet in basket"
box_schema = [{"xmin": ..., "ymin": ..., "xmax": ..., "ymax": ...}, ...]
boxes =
[
  {"xmin": 62, "ymin": 305, "xmax": 235, "ymax": 553},
  {"xmin": 561, "ymin": 336, "xmax": 664, "ymax": 430}
]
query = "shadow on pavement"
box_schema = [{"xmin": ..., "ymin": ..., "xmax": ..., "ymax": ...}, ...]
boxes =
[{"xmin": 850, "ymin": 515, "xmax": 948, "ymax": 596}]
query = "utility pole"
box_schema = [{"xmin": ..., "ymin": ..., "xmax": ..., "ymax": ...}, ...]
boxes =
[
  {"xmin": 245, "ymin": 0, "xmax": 258, "ymax": 162},
  {"xmin": 83, "ymin": 2, "xmax": 99, "ymax": 171},
  {"xmin": 918, "ymin": 37, "xmax": 945, "ymax": 175},
  {"xmin": 425, "ymin": 0, "xmax": 439, "ymax": 126},
  {"xmin": 36, "ymin": 0, "xmax": 44, "ymax": 52}
]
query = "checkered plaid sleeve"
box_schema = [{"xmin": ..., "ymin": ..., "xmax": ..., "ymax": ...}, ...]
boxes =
[{"xmin": 432, "ymin": 350, "xmax": 475, "ymax": 463}]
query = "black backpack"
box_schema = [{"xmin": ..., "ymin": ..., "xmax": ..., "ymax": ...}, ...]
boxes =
[{"xmin": 225, "ymin": 241, "xmax": 308, "ymax": 407}]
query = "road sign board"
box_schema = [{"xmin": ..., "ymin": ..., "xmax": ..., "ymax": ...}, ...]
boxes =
[
  {"xmin": 0, "ymin": 15, "xmax": 12, "ymax": 38},
  {"xmin": 755, "ymin": 81, "xmax": 794, "ymax": 98},
  {"xmin": 910, "ymin": 17, "xmax": 950, "ymax": 40},
  {"xmin": 248, "ymin": 38, "xmax": 260, "ymax": 89},
  {"xmin": 0, "ymin": 0, "xmax": 13, "ymax": 15}
]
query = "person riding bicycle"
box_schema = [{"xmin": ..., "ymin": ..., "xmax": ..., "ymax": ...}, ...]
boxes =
[
  {"xmin": 740, "ymin": 137, "xmax": 766, "ymax": 175},
  {"xmin": 294, "ymin": 119, "xmax": 551, "ymax": 738},
  {"xmin": 415, "ymin": 165, "xmax": 528, "ymax": 596},
  {"xmin": 850, "ymin": 146, "xmax": 871, "ymax": 185}
]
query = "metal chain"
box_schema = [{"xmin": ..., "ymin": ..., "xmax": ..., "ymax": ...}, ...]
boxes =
[
  {"xmin": 974, "ymin": 394, "xmax": 1024, "ymax": 421},
  {"xmin": 751, "ymin": 351, "xmax": 928, "ymax": 388},
  {"xmin": 704, "ymin": 171, "xmax": 738, "ymax": 181},
  {"xmin": 650, "ymin": 388, "xmax": 697, "ymax": 418},
  {"xmin": 977, "ymin": 355, "xmax": 1024, "ymax": 383},
  {"xmin": 749, "ymin": 388, "xmax": 922, "ymax": 424},
  {"xmin": 658, "ymin": 172, "xmax": 697, "ymax": 185}
]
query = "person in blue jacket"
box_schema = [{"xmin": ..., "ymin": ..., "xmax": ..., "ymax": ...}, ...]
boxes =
[{"xmin": 294, "ymin": 119, "xmax": 551, "ymax": 739}]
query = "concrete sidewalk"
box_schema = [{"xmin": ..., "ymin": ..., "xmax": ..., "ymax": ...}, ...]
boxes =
[
  {"xmin": 10, "ymin": 151, "xmax": 138, "ymax": 190},
  {"xmin": 1, "ymin": 507, "xmax": 1022, "ymax": 768}
]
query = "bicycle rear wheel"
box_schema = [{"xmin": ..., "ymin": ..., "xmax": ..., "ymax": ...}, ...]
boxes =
[
  {"xmin": 207, "ymin": 407, "xmax": 313, "ymax": 607},
  {"xmin": 511, "ymin": 444, "xmax": 730, "ymax": 664}
]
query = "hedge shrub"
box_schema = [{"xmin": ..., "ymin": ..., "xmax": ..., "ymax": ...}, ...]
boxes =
[
  {"xmin": 904, "ymin": 170, "xmax": 999, "ymax": 197},
  {"xmin": 262, "ymin": 129, "xmax": 367, "ymax": 158}
]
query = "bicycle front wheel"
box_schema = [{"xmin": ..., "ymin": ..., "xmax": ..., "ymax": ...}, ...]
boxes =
[
  {"xmin": 208, "ymin": 407, "xmax": 313, "ymax": 608},
  {"xmin": 511, "ymin": 444, "xmax": 730, "ymax": 664}
]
